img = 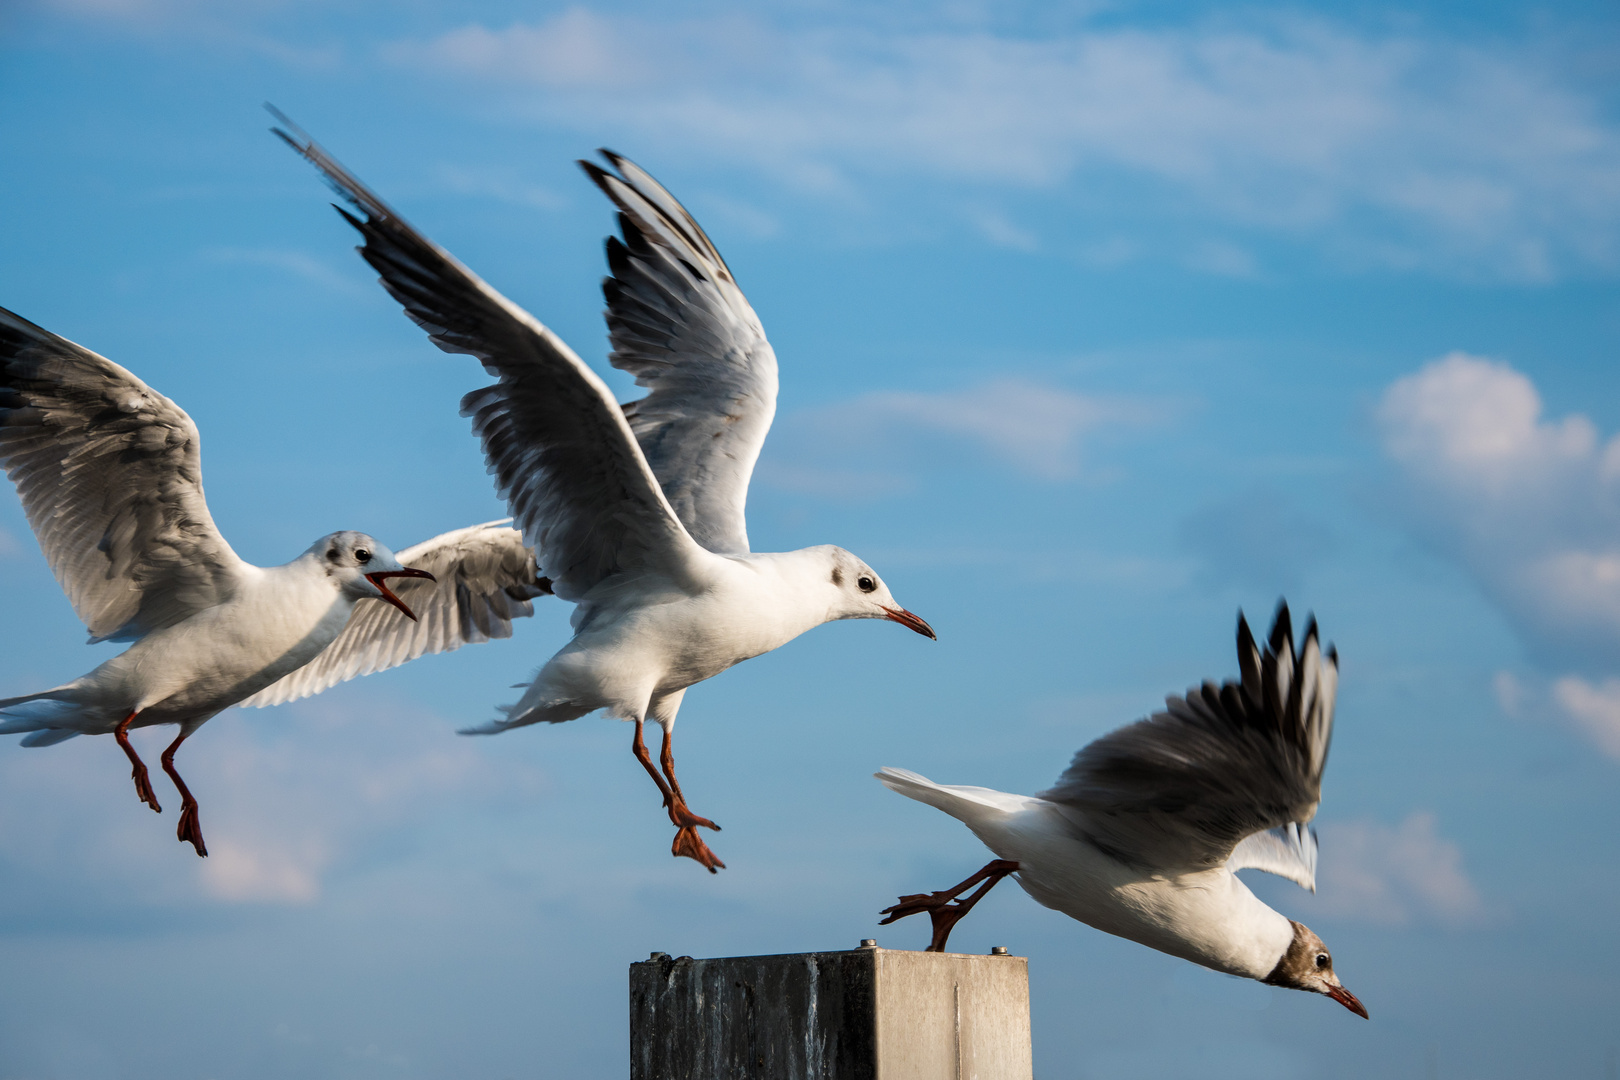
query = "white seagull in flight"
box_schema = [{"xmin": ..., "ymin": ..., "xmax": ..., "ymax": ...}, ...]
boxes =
[
  {"xmin": 0, "ymin": 306, "xmax": 546, "ymax": 857},
  {"xmin": 877, "ymin": 604, "xmax": 1367, "ymax": 1018},
  {"xmin": 275, "ymin": 116, "xmax": 936, "ymax": 871}
]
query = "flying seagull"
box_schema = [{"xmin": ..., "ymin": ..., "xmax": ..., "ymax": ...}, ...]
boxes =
[
  {"xmin": 274, "ymin": 114, "xmax": 936, "ymax": 872},
  {"xmin": 877, "ymin": 604, "xmax": 1367, "ymax": 1018},
  {"xmin": 0, "ymin": 305, "xmax": 545, "ymax": 856}
]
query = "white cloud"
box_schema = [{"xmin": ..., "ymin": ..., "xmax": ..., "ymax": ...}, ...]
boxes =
[
  {"xmin": 1378, "ymin": 353, "xmax": 1620, "ymax": 664},
  {"xmin": 384, "ymin": 10, "xmax": 1620, "ymax": 278},
  {"xmin": 1312, "ymin": 813, "xmax": 1485, "ymax": 926},
  {"xmin": 1550, "ymin": 676, "xmax": 1620, "ymax": 760}
]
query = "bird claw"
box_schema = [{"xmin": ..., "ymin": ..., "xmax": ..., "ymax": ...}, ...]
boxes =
[
  {"xmin": 131, "ymin": 765, "xmax": 162, "ymax": 814},
  {"xmin": 672, "ymin": 826, "xmax": 726, "ymax": 873},
  {"xmin": 665, "ymin": 796, "xmax": 720, "ymax": 832},
  {"xmin": 176, "ymin": 800, "xmax": 207, "ymax": 857}
]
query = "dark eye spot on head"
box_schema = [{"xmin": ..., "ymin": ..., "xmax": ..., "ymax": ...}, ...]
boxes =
[
  {"xmin": 326, "ymin": 549, "xmax": 339, "ymax": 561},
  {"xmin": 858, "ymin": 575, "xmax": 876, "ymax": 593},
  {"xmin": 831, "ymin": 567, "xmax": 844, "ymax": 587},
  {"xmin": 1315, "ymin": 953, "xmax": 1329, "ymax": 970},
  {"xmin": 355, "ymin": 549, "xmax": 371, "ymax": 564}
]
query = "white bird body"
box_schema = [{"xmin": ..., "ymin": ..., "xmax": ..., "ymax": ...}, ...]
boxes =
[
  {"xmin": 0, "ymin": 304, "xmax": 547, "ymax": 856},
  {"xmin": 277, "ymin": 121, "xmax": 936, "ymax": 870},
  {"xmin": 878, "ymin": 607, "xmax": 1367, "ymax": 1018},
  {"xmin": 876, "ymin": 777, "xmax": 1294, "ymax": 979},
  {"xmin": 10, "ymin": 552, "xmax": 389, "ymax": 735},
  {"xmin": 509, "ymin": 546, "xmax": 862, "ymax": 729}
]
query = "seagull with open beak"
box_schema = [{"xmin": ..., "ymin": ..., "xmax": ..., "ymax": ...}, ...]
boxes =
[{"xmin": 0, "ymin": 305, "xmax": 548, "ymax": 857}]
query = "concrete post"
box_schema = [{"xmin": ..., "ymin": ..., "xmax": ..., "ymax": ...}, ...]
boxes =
[{"xmin": 629, "ymin": 942, "xmax": 1032, "ymax": 1080}]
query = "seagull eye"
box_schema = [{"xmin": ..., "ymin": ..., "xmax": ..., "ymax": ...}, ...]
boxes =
[
  {"xmin": 1315, "ymin": 953, "xmax": 1329, "ymax": 969},
  {"xmin": 857, "ymin": 575, "xmax": 876, "ymax": 593},
  {"xmin": 355, "ymin": 549, "xmax": 371, "ymax": 564}
]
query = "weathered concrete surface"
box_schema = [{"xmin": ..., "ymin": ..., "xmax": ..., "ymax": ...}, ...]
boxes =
[{"xmin": 629, "ymin": 944, "xmax": 1032, "ymax": 1080}]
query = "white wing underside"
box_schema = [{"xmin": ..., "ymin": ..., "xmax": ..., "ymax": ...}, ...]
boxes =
[
  {"xmin": 1227, "ymin": 821, "xmax": 1318, "ymax": 892},
  {"xmin": 0, "ymin": 306, "xmax": 248, "ymax": 642},
  {"xmin": 240, "ymin": 522, "xmax": 544, "ymax": 708},
  {"xmin": 585, "ymin": 152, "xmax": 778, "ymax": 556}
]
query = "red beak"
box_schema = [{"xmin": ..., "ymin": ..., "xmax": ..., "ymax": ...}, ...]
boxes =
[
  {"xmin": 882, "ymin": 606, "xmax": 937, "ymax": 640},
  {"xmin": 365, "ymin": 568, "xmax": 436, "ymax": 622},
  {"xmin": 1326, "ymin": 983, "xmax": 1369, "ymax": 1019}
]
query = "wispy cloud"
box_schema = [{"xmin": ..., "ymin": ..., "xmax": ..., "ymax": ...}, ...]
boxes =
[
  {"xmin": 769, "ymin": 378, "xmax": 1162, "ymax": 492},
  {"xmin": 384, "ymin": 9, "xmax": 1620, "ymax": 279},
  {"xmin": 0, "ymin": 695, "xmax": 542, "ymax": 917},
  {"xmin": 202, "ymin": 247, "xmax": 370, "ymax": 296},
  {"xmin": 1312, "ymin": 813, "xmax": 1486, "ymax": 926},
  {"xmin": 1177, "ymin": 489, "xmax": 1334, "ymax": 593},
  {"xmin": 1496, "ymin": 670, "xmax": 1620, "ymax": 762}
]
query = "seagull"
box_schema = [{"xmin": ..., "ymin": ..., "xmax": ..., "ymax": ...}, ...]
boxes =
[
  {"xmin": 876, "ymin": 604, "xmax": 1367, "ymax": 1018},
  {"xmin": 274, "ymin": 115, "xmax": 937, "ymax": 872},
  {"xmin": 0, "ymin": 305, "xmax": 546, "ymax": 857}
]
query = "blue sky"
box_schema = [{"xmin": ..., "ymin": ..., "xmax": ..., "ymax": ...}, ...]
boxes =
[{"xmin": 2, "ymin": 1, "xmax": 1619, "ymax": 1076}]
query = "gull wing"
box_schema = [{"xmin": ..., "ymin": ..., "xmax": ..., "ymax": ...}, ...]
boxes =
[
  {"xmin": 240, "ymin": 521, "xmax": 547, "ymax": 708},
  {"xmin": 1226, "ymin": 821, "xmax": 1318, "ymax": 892},
  {"xmin": 272, "ymin": 115, "xmax": 704, "ymax": 600},
  {"xmin": 1041, "ymin": 604, "xmax": 1337, "ymax": 881},
  {"xmin": 581, "ymin": 152, "xmax": 778, "ymax": 556},
  {"xmin": 0, "ymin": 306, "xmax": 249, "ymax": 642}
]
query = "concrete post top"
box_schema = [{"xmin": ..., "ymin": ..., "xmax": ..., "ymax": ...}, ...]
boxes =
[
  {"xmin": 636, "ymin": 942, "xmax": 1027, "ymax": 965},
  {"xmin": 630, "ymin": 944, "xmax": 1034, "ymax": 1080}
]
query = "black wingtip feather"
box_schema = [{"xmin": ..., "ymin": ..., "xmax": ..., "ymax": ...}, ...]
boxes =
[{"xmin": 1269, "ymin": 601, "xmax": 1293, "ymax": 654}]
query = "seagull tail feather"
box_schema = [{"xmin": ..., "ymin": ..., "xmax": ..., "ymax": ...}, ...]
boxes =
[
  {"xmin": 458, "ymin": 699, "xmax": 593, "ymax": 735},
  {"xmin": 875, "ymin": 767, "xmax": 1035, "ymax": 821}
]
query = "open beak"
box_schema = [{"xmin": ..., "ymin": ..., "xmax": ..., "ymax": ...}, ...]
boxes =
[
  {"xmin": 1326, "ymin": 982, "xmax": 1369, "ymax": 1019},
  {"xmin": 365, "ymin": 568, "xmax": 436, "ymax": 622},
  {"xmin": 882, "ymin": 606, "xmax": 937, "ymax": 640}
]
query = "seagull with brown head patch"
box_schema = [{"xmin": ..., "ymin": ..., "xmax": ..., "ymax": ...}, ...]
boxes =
[{"xmin": 877, "ymin": 604, "xmax": 1367, "ymax": 1019}]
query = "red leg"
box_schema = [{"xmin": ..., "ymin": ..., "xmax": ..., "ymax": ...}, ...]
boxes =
[
  {"xmin": 659, "ymin": 726, "xmax": 719, "ymax": 832},
  {"xmin": 114, "ymin": 711, "xmax": 161, "ymax": 813},
  {"xmin": 630, "ymin": 720, "xmax": 724, "ymax": 873},
  {"xmin": 879, "ymin": 860, "xmax": 1020, "ymax": 952},
  {"xmin": 160, "ymin": 730, "xmax": 207, "ymax": 858}
]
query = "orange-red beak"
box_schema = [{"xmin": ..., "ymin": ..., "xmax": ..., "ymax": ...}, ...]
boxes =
[
  {"xmin": 882, "ymin": 606, "xmax": 937, "ymax": 640},
  {"xmin": 1327, "ymin": 983, "xmax": 1369, "ymax": 1019},
  {"xmin": 365, "ymin": 568, "xmax": 436, "ymax": 622}
]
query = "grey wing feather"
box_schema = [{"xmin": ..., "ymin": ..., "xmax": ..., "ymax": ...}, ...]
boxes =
[
  {"xmin": 0, "ymin": 306, "xmax": 247, "ymax": 642},
  {"xmin": 271, "ymin": 114, "xmax": 700, "ymax": 600},
  {"xmin": 1041, "ymin": 604, "xmax": 1338, "ymax": 877},
  {"xmin": 1226, "ymin": 822, "xmax": 1318, "ymax": 892},
  {"xmin": 240, "ymin": 522, "xmax": 547, "ymax": 708},
  {"xmin": 582, "ymin": 152, "xmax": 778, "ymax": 556}
]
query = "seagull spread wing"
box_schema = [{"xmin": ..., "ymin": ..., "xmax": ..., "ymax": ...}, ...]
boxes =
[
  {"xmin": 272, "ymin": 115, "xmax": 703, "ymax": 601},
  {"xmin": 1040, "ymin": 605, "xmax": 1337, "ymax": 883},
  {"xmin": 240, "ymin": 521, "xmax": 547, "ymax": 708},
  {"xmin": 581, "ymin": 152, "xmax": 778, "ymax": 556},
  {"xmin": 0, "ymin": 306, "xmax": 249, "ymax": 643}
]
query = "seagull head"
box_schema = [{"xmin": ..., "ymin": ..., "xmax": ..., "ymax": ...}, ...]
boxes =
[
  {"xmin": 819, "ymin": 547, "xmax": 935, "ymax": 640},
  {"xmin": 315, "ymin": 531, "xmax": 436, "ymax": 621},
  {"xmin": 1264, "ymin": 920, "xmax": 1367, "ymax": 1019}
]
